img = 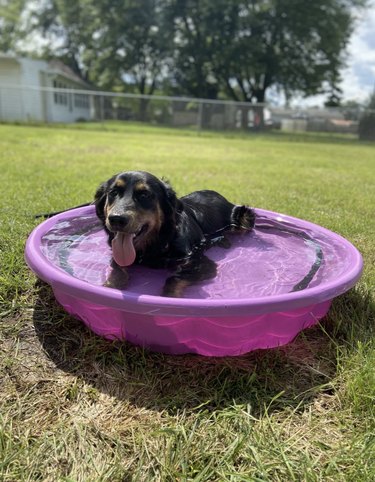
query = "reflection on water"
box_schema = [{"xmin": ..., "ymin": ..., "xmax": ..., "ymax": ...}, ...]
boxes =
[{"xmin": 41, "ymin": 214, "xmax": 354, "ymax": 300}]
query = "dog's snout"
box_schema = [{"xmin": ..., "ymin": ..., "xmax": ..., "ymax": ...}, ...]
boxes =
[{"xmin": 108, "ymin": 214, "xmax": 130, "ymax": 230}]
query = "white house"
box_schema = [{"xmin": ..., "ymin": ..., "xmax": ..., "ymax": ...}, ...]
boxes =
[{"xmin": 0, "ymin": 54, "xmax": 93, "ymax": 123}]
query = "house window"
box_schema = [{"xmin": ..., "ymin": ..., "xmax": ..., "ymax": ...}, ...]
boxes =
[
  {"xmin": 53, "ymin": 80, "xmax": 68, "ymax": 106},
  {"xmin": 74, "ymin": 93, "xmax": 89, "ymax": 109}
]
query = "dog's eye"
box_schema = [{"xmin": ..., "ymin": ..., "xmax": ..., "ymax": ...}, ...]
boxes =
[
  {"xmin": 108, "ymin": 188, "xmax": 118, "ymax": 198},
  {"xmin": 136, "ymin": 190, "xmax": 152, "ymax": 200}
]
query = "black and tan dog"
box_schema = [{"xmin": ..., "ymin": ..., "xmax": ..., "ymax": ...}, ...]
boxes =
[{"xmin": 94, "ymin": 171, "xmax": 255, "ymax": 297}]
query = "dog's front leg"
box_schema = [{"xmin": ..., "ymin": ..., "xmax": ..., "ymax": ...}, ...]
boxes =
[
  {"xmin": 162, "ymin": 254, "xmax": 217, "ymax": 298},
  {"xmin": 103, "ymin": 260, "xmax": 129, "ymax": 289}
]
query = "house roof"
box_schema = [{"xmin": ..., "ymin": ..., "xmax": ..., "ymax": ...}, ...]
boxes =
[
  {"xmin": 0, "ymin": 52, "xmax": 17, "ymax": 60},
  {"xmin": 0, "ymin": 52, "xmax": 90, "ymax": 88},
  {"xmin": 46, "ymin": 59, "xmax": 90, "ymax": 88}
]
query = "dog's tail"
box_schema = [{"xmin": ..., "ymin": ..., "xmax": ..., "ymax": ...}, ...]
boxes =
[
  {"xmin": 230, "ymin": 205, "xmax": 256, "ymax": 232},
  {"xmin": 34, "ymin": 202, "xmax": 93, "ymax": 219}
]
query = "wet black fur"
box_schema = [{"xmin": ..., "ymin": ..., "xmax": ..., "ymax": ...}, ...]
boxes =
[{"xmin": 95, "ymin": 171, "xmax": 256, "ymax": 297}]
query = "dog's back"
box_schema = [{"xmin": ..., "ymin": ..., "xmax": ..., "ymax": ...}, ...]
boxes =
[{"xmin": 181, "ymin": 190, "xmax": 255, "ymax": 236}]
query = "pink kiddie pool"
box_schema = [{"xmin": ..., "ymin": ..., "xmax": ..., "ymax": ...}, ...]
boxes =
[{"xmin": 25, "ymin": 206, "xmax": 363, "ymax": 356}]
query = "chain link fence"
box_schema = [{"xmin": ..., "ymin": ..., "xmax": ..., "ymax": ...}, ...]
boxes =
[{"xmin": 0, "ymin": 85, "xmax": 374, "ymax": 139}]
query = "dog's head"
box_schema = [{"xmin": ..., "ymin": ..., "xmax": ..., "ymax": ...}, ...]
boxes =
[{"xmin": 94, "ymin": 171, "xmax": 180, "ymax": 265}]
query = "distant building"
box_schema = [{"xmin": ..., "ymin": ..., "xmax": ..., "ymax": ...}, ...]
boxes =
[
  {"xmin": 273, "ymin": 106, "xmax": 359, "ymax": 134},
  {"xmin": 0, "ymin": 54, "xmax": 92, "ymax": 123}
]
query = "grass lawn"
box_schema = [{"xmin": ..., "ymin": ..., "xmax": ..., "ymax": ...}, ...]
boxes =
[{"xmin": 0, "ymin": 122, "xmax": 374, "ymax": 481}]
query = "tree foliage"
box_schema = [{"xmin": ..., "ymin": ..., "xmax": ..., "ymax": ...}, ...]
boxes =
[
  {"xmin": 0, "ymin": 0, "xmax": 368, "ymax": 103},
  {"xmin": 0, "ymin": 0, "xmax": 26, "ymax": 52},
  {"xmin": 169, "ymin": 0, "xmax": 367, "ymax": 102},
  {"xmin": 81, "ymin": 0, "xmax": 173, "ymax": 95},
  {"xmin": 12, "ymin": 0, "xmax": 173, "ymax": 96}
]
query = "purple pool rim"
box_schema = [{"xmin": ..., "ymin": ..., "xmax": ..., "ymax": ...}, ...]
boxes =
[{"xmin": 25, "ymin": 206, "xmax": 363, "ymax": 356}]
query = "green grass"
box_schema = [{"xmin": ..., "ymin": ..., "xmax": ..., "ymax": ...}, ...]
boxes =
[{"xmin": 0, "ymin": 122, "xmax": 374, "ymax": 481}]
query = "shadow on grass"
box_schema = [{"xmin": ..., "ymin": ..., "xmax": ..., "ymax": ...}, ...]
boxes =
[{"xmin": 32, "ymin": 281, "xmax": 373, "ymax": 416}]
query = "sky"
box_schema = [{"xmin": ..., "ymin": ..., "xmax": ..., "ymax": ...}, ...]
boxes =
[{"xmin": 341, "ymin": 2, "xmax": 375, "ymax": 102}]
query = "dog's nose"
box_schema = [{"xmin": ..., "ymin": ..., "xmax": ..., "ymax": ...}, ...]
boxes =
[{"xmin": 108, "ymin": 214, "xmax": 130, "ymax": 230}]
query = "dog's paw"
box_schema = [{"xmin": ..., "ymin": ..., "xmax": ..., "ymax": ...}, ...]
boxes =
[
  {"xmin": 103, "ymin": 266, "xmax": 129, "ymax": 290},
  {"xmin": 210, "ymin": 234, "xmax": 231, "ymax": 249},
  {"xmin": 162, "ymin": 278, "xmax": 190, "ymax": 298}
]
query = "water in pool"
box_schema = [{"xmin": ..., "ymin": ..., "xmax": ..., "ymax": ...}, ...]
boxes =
[{"xmin": 40, "ymin": 214, "xmax": 353, "ymax": 299}]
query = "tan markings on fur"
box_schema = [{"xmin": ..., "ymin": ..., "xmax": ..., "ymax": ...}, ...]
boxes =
[
  {"xmin": 154, "ymin": 203, "xmax": 165, "ymax": 232},
  {"xmin": 127, "ymin": 200, "xmax": 165, "ymax": 233},
  {"xmin": 133, "ymin": 205, "xmax": 163, "ymax": 250},
  {"xmin": 103, "ymin": 265, "xmax": 129, "ymax": 289},
  {"xmin": 104, "ymin": 199, "xmax": 110, "ymax": 218},
  {"xmin": 164, "ymin": 279, "xmax": 190, "ymax": 298},
  {"xmin": 115, "ymin": 179, "xmax": 126, "ymax": 188},
  {"xmin": 134, "ymin": 181, "xmax": 148, "ymax": 191},
  {"xmin": 143, "ymin": 203, "xmax": 164, "ymax": 234}
]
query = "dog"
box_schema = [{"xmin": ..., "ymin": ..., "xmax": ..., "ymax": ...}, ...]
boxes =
[{"xmin": 94, "ymin": 170, "xmax": 255, "ymax": 297}]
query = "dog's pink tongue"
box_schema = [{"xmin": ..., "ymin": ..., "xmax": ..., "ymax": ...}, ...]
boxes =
[{"xmin": 111, "ymin": 233, "xmax": 136, "ymax": 267}]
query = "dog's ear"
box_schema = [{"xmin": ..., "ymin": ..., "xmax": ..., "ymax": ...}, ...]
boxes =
[
  {"xmin": 94, "ymin": 176, "xmax": 115, "ymax": 221},
  {"xmin": 94, "ymin": 182, "xmax": 107, "ymax": 221},
  {"xmin": 160, "ymin": 178, "xmax": 182, "ymax": 214}
]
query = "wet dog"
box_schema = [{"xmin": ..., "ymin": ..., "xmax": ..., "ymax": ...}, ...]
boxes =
[{"xmin": 94, "ymin": 170, "xmax": 255, "ymax": 297}]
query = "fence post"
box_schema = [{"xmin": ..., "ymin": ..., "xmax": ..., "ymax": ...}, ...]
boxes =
[
  {"xmin": 197, "ymin": 101, "xmax": 203, "ymax": 131},
  {"xmin": 100, "ymin": 95, "xmax": 104, "ymax": 122}
]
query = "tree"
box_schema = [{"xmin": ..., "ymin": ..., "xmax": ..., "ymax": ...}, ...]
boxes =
[
  {"xmin": 12, "ymin": 0, "xmax": 174, "ymax": 120},
  {"xmin": 225, "ymin": 0, "xmax": 367, "ymax": 103},
  {"xmin": 166, "ymin": 0, "xmax": 239, "ymax": 99},
  {"xmin": 2, "ymin": 0, "xmax": 368, "ymax": 106},
  {"xmin": 84, "ymin": 0, "xmax": 173, "ymax": 96},
  {"xmin": 16, "ymin": 1, "xmax": 172, "ymax": 97},
  {"xmin": 22, "ymin": 0, "xmax": 97, "ymax": 81},
  {"xmin": 169, "ymin": 0, "xmax": 367, "ymax": 103}
]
